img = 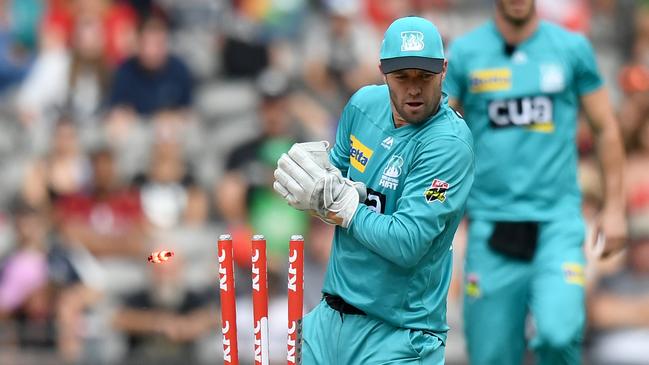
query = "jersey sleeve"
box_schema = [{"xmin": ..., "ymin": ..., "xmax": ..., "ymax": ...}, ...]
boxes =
[
  {"xmin": 572, "ymin": 34, "xmax": 603, "ymax": 96},
  {"xmin": 329, "ymin": 103, "xmax": 355, "ymax": 177},
  {"xmin": 443, "ymin": 41, "xmax": 467, "ymax": 102},
  {"xmin": 347, "ymin": 137, "xmax": 475, "ymax": 268}
]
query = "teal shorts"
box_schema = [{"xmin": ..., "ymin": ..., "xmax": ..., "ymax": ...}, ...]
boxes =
[
  {"xmin": 463, "ymin": 217, "xmax": 586, "ymax": 365},
  {"xmin": 302, "ymin": 300, "xmax": 445, "ymax": 364}
]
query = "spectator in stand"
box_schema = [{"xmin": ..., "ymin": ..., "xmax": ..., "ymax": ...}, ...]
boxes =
[
  {"xmin": 134, "ymin": 139, "xmax": 208, "ymax": 230},
  {"xmin": 215, "ymin": 70, "xmax": 308, "ymax": 265},
  {"xmin": 363, "ymin": 0, "xmax": 413, "ymax": 34},
  {"xmin": 0, "ymin": 0, "xmax": 40, "ymax": 94},
  {"xmin": 107, "ymin": 13, "xmax": 193, "ymax": 118},
  {"xmin": 0, "ymin": 199, "xmax": 53, "ymax": 349},
  {"xmin": 52, "ymin": 147, "xmax": 146, "ymax": 362},
  {"xmin": 626, "ymin": 119, "xmax": 649, "ymax": 242},
  {"xmin": 112, "ymin": 253, "xmax": 218, "ymax": 365},
  {"xmin": 302, "ymin": 0, "xmax": 381, "ymax": 106},
  {"xmin": 41, "ymin": 0, "xmax": 137, "ymax": 68},
  {"xmin": 618, "ymin": 4, "xmax": 649, "ymax": 145},
  {"xmin": 16, "ymin": 11, "xmax": 113, "ymax": 151},
  {"xmin": 587, "ymin": 223, "xmax": 649, "ymax": 365},
  {"xmin": 21, "ymin": 117, "xmax": 91, "ymax": 211},
  {"xmin": 54, "ymin": 147, "xmax": 145, "ymax": 258}
]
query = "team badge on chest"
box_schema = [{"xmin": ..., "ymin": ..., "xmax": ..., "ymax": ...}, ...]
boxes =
[
  {"xmin": 379, "ymin": 155, "xmax": 403, "ymax": 190},
  {"xmin": 540, "ymin": 63, "xmax": 565, "ymax": 93}
]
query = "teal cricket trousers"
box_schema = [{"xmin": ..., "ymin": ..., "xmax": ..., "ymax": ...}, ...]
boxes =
[
  {"xmin": 463, "ymin": 217, "xmax": 586, "ymax": 365},
  {"xmin": 302, "ymin": 300, "xmax": 445, "ymax": 364}
]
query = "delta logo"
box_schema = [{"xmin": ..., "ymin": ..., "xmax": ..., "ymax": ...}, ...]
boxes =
[{"xmin": 350, "ymin": 135, "xmax": 373, "ymax": 173}]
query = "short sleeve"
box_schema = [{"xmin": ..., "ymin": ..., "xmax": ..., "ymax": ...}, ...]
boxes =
[
  {"xmin": 444, "ymin": 41, "xmax": 467, "ymax": 101},
  {"xmin": 573, "ymin": 35, "xmax": 603, "ymax": 96}
]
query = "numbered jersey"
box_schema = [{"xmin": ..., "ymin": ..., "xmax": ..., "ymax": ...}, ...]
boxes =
[
  {"xmin": 325, "ymin": 85, "xmax": 474, "ymax": 339},
  {"xmin": 445, "ymin": 20, "xmax": 602, "ymax": 220}
]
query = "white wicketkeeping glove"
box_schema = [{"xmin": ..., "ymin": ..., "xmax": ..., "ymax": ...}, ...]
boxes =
[
  {"xmin": 272, "ymin": 142, "xmax": 328, "ymax": 211},
  {"xmin": 273, "ymin": 142, "xmax": 365, "ymax": 227},
  {"xmin": 301, "ymin": 141, "xmax": 367, "ymax": 202},
  {"xmin": 319, "ymin": 172, "xmax": 362, "ymax": 228}
]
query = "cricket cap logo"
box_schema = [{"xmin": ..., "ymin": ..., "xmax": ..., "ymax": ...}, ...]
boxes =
[
  {"xmin": 401, "ymin": 31, "xmax": 425, "ymax": 52},
  {"xmin": 424, "ymin": 179, "xmax": 449, "ymax": 203}
]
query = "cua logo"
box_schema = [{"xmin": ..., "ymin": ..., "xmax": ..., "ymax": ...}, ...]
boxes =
[{"xmin": 349, "ymin": 135, "xmax": 373, "ymax": 173}]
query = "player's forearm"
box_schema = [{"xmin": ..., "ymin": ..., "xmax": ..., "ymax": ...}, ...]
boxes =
[
  {"xmin": 348, "ymin": 205, "xmax": 439, "ymax": 268},
  {"xmin": 594, "ymin": 117, "xmax": 626, "ymax": 209},
  {"xmin": 582, "ymin": 88, "xmax": 626, "ymax": 209}
]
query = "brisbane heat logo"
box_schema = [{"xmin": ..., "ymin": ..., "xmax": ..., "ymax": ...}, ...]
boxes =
[{"xmin": 350, "ymin": 135, "xmax": 373, "ymax": 173}]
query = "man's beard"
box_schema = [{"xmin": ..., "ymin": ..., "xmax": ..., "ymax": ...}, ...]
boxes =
[
  {"xmin": 388, "ymin": 83, "xmax": 441, "ymax": 125},
  {"xmin": 497, "ymin": 1, "xmax": 535, "ymax": 27}
]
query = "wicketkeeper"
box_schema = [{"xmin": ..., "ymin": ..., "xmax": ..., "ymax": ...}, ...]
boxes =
[{"xmin": 273, "ymin": 16, "xmax": 475, "ymax": 364}]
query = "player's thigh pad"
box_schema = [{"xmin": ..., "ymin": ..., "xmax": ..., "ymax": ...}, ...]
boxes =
[
  {"xmin": 529, "ymin": 217, "xmax": 586, "ymax": 364},
  {"xmin": 463, "ymin": 219, "xmax": 532, "ymax": 365}
]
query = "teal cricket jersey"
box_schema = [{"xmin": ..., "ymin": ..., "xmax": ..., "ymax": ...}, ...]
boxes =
[
  {"xmin": 323, "ymin": 84, "xmax": 474, "ymax": 341},
  {"xmin": 445, "ymin": 20, "xmax": 603, "ymax": 221}
]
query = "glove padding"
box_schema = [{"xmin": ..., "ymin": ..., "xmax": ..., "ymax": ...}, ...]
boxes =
[
  {"xmin": 273, "ymin": 142, "xmax": 364, "ymax": 227},
  {"xmin": 318, "ymin": 172, "xmax": 361, "ymax": 228},
  {"xmin": 272, "ymin": 143, "xmax": 328, "ymax": 211}
]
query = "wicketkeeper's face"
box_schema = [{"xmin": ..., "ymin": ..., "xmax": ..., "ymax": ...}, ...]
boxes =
[{"xmin": 385, "ymin": 64, "xmax": 447, "ymax": 125}]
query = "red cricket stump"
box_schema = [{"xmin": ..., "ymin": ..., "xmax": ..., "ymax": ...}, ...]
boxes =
[
  {"xmin": 218, "ymin": 234, "xmax": 239, "ymax": 365},
  {"xmin": 252, "ymin": 235, "xmax": 270, "ymax": 365},
  {"xmin": 287, "ymin": 235, "xmax": 304, "ymax": 365}
]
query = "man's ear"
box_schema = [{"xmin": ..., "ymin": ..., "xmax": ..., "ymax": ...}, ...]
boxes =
[
  {"xmin": 380, "ymin": 64, "xmax": 388, "ymax": 85},
  {"xmin": 441, "ymin": 59, "xmax": 449, "ymax": 80}
]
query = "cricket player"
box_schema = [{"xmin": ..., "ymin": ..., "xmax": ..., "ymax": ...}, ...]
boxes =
[
  {"xmin": 273, "ymin": 17, "xmax": 475, "ymax": 364},
  {"xmin": 444, "ymin": 1, "xmax": 627, "ymax": 364}
]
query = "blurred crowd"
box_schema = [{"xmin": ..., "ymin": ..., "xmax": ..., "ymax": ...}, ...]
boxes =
[{"xmin": 0, "ymin": 0, "xmax": 646, "ymax": 364}]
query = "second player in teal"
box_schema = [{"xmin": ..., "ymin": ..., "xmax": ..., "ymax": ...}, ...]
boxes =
[{"xmin": 445, "ymin": 1, "xmax": 627, "ymax": 364}]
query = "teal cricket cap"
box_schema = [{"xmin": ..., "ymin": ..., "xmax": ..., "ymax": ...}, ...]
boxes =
[{"xmin": 379, "ymin": 16, "xmax": 445, "ymax": 74}]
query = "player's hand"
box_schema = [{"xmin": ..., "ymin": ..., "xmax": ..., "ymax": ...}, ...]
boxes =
[
  {"xmin": 293, "ymin": 141, "xmax": 334, "ymax": 172},
  {"xmin": 275, "ymin": 167, "xmax": 361, "ymax": 228},
  {"xmin": 595, "ymin": 206, "xmax": 627, "ymax": 258},
  {"xmin": 273, "ymin": 142, "xmax": 365, "ymax": 227},
  {"xmin": 280, "ymin": 141, "xmax": 367, "ymax": 201},
  {"xmin": 319, "ymin": 172, "xmax": 361, "ymax": 228},
  {"xmin": 272, "ymin": 141, "xmax": 331, "ymax": 210},
  {"xmin": 273, "ymin": 143, "xmax": 328, "ymax": 212}
]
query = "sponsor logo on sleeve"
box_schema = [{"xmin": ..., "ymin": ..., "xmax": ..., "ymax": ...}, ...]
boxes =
[
  {"xmin": 424, "ymin": 179, "xmax": 449, "ymax": 203},
  {"xmin": 470, "ymin": 68, "xmax": 512, "ymax": 93},
  {"xmin": 350, "ymin": 135, "xmax": 373, "ymax": 173}
]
